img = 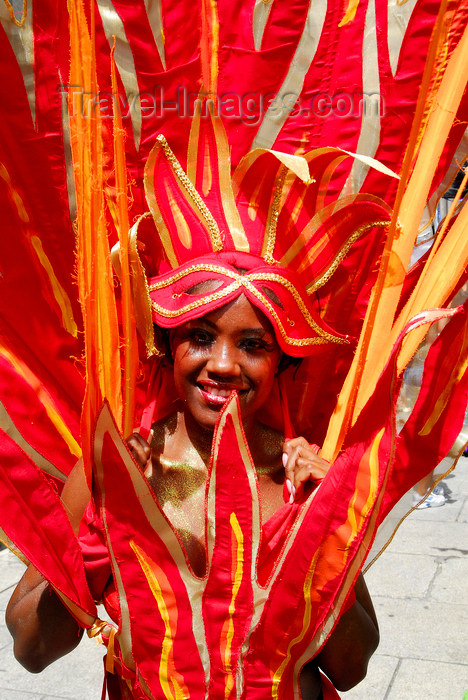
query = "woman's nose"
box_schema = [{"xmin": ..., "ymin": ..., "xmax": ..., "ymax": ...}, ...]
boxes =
[{"xmin": 205, "ymin": 340, "xmax": 241, "ymax": 376}]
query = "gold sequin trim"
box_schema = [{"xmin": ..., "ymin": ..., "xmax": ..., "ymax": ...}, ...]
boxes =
[
  {"xmin": 148, "ymin": 263, "xmax": 348, "ymax": 346},
  {"xmin": 306, "ymin": 220, "xmax": 390, "ymax": 293},
  {"xmin": 151, "ymin": 279, "xmax": 242, "ymax": 317},
  {"xmin": 156, "ymin": 135, "xmax": 223, "ymax": 252},
  {"xmin": 244, "ymin": 274, "xmax": 347, "ymax": 345},
  {"xmin": 242, "ymin": 279, "xmax": 343, "ymax": 346},
  {"xmin": 148, "ymin": 263, "xmax": 240, "ymax": 292},
  {"xmin": 263, "ymin": 166, "xmax": 288, "ymax": 265}
]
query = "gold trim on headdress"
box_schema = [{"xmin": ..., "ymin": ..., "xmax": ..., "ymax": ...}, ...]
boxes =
[
  {"xmin": 113, "ymin": 114, "xmax": 396, "ymax": 356},
  {"xmin": 306, "ymin": 221, "xmax": 390, "ymax": 293},
  {"xmin": 148, "ymin": 263, "xmax": 350, "ymax": 347},
  {"xmin": 145, "ymin": 134, "xmax": 224, "ymax": 269}
]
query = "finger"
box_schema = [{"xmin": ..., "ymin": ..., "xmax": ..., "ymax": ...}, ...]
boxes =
[
  {"xmin": 285, "ymin": 478, "xmax": 296, "ymax": 504},
  {"xmin": 282, "ymin": 436, "xmax": 309, "ymax": 458},
  {"xmin": 282, "ymin": 439, "xmax": 328, "ymax": 503},
  {"xmin": 283, "ymin": 444, "xmax": 304, "ymax": 502},
  {"xmin": 282, "ymin": 437, "xmax": 314, "ymax": 474},
  {"xmin": 126, "ymin": 433, "xmax": 152, "ymax": 468},
  {"xmin": 293, "ymin": 459, "xmax": 327, "ymax": 494}
]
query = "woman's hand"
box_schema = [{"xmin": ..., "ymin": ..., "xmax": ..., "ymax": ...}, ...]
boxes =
[
  {"xmin": 126, "ymin": 430, "xmax": 153, "ymax": 470},
  {"xmin": 282, "ymin": 437, "xmax": 329, "ymax": 503}
]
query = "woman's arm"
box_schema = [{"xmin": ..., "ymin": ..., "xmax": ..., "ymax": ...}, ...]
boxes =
[
  {"xmin": 5, "ymin": 459, "xmax": 91, "ymax": 673},
  {"xmin": 314, "ymin": 574, "xmax": 379, "ymax": 690},
  {"xmin": 300, "ymin": 575, "xmax": 379, "ymax": 696},
  {"xmin": 284, "ymin": 438, "xmax": 379, "ymax": 692}
]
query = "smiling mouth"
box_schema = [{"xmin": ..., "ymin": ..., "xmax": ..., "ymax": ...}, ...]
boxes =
[{"xmin": 197, "ymin": 383, "xmax": 248, "ymax": 406}]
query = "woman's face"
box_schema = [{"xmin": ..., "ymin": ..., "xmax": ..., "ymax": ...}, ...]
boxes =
[{"xmin": 170, "ymin": 294, "xmax": 282, "ymax": 432}]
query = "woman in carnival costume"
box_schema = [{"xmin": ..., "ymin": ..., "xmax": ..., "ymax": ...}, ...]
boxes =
[
  {"xmin": 6, "ymin": 107, "xmax": 387, "ymax": 699},
  {"xmin": 1, "ymin": 0, "xmax": 468, "ymax": 698}
]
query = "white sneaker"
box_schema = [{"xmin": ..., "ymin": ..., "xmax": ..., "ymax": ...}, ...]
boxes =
[{"xmin": 412, "ymin": 485, "xmax": 446, "ymax": 509}]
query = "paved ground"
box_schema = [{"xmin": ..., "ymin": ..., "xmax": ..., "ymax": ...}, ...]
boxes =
[
  {"xmin": 0, "ymin": 456, "xmax": 467, "ymax": 700},
  {"xmin": 343, "ymin": 454, "xmax": 468, "ymax": 700}
]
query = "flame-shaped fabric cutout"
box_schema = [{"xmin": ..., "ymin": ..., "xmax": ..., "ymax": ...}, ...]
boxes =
[
  {"xmin": 203, "ymin": 398, "xmax": 258, "ymax": 697},
  {"xmin": 187, "ymin": 103, "xmax": 249, "ymax": 252},
  {"xmin": 145, "ymin": 134, "xmax": 223, "ymax": 270},
  {"xmin": 92, "ymin": 406, "xmax": 207, "ymax": 695},
  {"xmin": 233, "ymin": 146, "xmax": 394, "ymax": 286}
]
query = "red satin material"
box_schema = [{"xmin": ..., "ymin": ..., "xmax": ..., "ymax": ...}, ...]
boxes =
[
  {"xmin": 148, "ymin": 252, "xmax": 348, "ymax": 355},
  {"xmin": 381, "ymin": 303, "xmax": 468, "ymax": 518},
  {"xmin": 0, "ymin": 429, "xmax": 96, "ymax": 621}
]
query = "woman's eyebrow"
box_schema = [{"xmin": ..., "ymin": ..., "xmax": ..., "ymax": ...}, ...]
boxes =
[
  {"xmin": 240, "ymin": 328, "xmax": 271, "ymax": 337},
  {"xmin": 186, "ymin": 318, "xmax": 217, "ymax": 330}
]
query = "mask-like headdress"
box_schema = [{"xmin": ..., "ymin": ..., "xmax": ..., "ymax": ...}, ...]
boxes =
[{"xmin": 120, "ymin": 102, "xmax": 391, "ymax": 357}]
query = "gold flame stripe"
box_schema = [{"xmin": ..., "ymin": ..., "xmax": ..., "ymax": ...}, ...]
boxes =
[
  {"xmin": 305, "ymin": 221, "xmax": 390, "ymax": 292},
  {"xmin": 262, "ymin": 166, "xmax": 288, "ymax": 264},
  {"xmin": 155, "ymin": 135, "xmax": 223, "ymax": 253},
  {"xmin": 30, "ymin": 236, "xmax": 78, "ymax": 337},
  {"xmin": 130, "ymin": 540, "xmax": 187, "ymax": 700},
  {"xmin": 344, "ymin": 428, "xmax": 384, "ymax": 563},
  {"xmin": 271, "ymin": 552, "xmax": 320, "ymax": 698},
  {"xmin": 0, "ymin": 347, "xmax": 81, "ymax": 457},
  {"xmin": 223, "ymin": 512, "xmax": 244, "ymax": 699}
]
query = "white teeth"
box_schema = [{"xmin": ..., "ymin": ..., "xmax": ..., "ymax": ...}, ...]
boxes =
[{"xmin": 204, "ymin": 386, "xmax": 231, "ymax": 397}]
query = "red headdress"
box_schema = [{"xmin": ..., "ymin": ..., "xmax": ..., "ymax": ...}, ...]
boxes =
[{"xmin": 118, "ymin": 102, "xmax": 392, "ymax": 359}]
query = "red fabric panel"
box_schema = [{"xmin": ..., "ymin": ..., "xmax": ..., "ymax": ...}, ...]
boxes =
[{"xmin": 0, "ymin": 428, "xmax": 96, "ymax": 619}]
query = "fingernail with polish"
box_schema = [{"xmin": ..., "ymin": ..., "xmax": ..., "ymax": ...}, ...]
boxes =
[
  {"xmin": 282, "ymin": 453, "xmax": 288, "ymax": 468},
  {"xmin": 286, "ymin": 479, "xmax": 295, "ymax": 504}
]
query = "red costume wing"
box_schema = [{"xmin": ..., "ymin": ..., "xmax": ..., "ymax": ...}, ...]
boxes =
[
  {"xmin": 0, "ymin": 428, "xmax": 96, "ymax": 626},
  {"xmin": 241, "ymin": 305, "xmax": 468, "ymax": 697},
  {"xmin": 0, "ymin": 14, "xmax": 83, "ymax": 484}
]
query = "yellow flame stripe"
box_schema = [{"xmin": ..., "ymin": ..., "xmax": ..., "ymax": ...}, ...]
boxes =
[
  {"xmin": 30, "ymin": 236, "xmax": 78, "ymax": 337},
  {"xmin": 271, "ymin": 552, "xmax": 319, "ymax": 698},
  {"xmin": 130, "ymin": 540, "xmax": 187, "ymax": 700},
  {"xmin": 0, "ymin": 164, "xmax": 77, "ymax": 339},
  {"xmin": 343, "ymin": 428, "xmax": 384, "ymax": 561},
  {"xmin": 223, "ymin": 512, "xmax": 244, "ymax": 699},
  {"xmin": 202, "ymin": 135, "xmax": 213, "ymax": 197},
  {"xmin": 0, "ymin": 346, "xmax": 81, "ymax": 457},
  {"xmin": 345, "ymin": 489, "xmax": 359, "ymax": 560},
  {"xmin": 338, "ymin": 0, "xmax": 361, "ymax": 26},
  {"xmin": 167, "ymin": 186, "xmax": 193, "ymax": 250},
  {"xmin": 362, "ymin": 428, "xmax": 384, "ymax": 517}
]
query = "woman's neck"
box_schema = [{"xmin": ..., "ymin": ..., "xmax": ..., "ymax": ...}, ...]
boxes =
[{"xmin": 175, "ymin": 409, "xmax": 283, "ymax": 477}]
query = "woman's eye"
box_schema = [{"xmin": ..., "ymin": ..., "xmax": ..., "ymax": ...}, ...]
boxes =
[
  {"xmin": 240, "ymin": 338, "xmax": 267, "ymax": 352},
  {"xmin": 189, "ymin": 330, "xmax": 213, "ymax": 345}
]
